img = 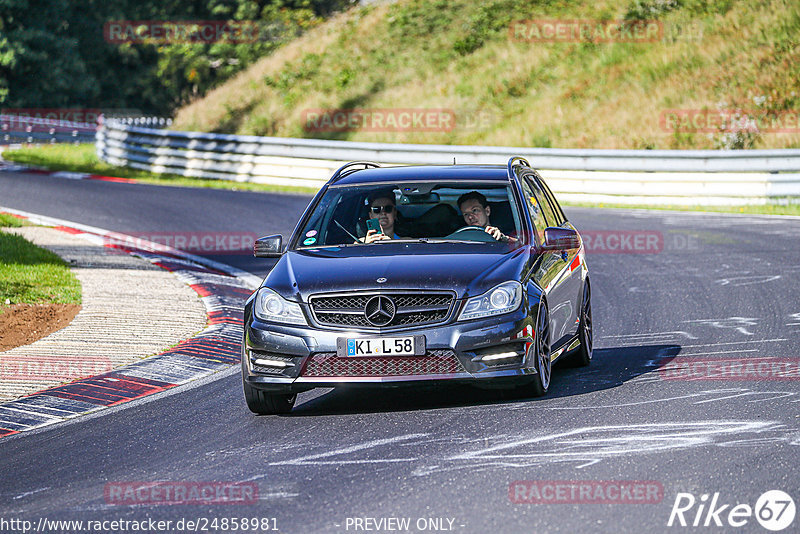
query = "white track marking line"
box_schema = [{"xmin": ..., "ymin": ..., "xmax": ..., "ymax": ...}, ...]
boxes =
[
  {"xmin": 270, "ymin": 433, "xmax": 428, "ymax": 466},
  {"xmin": 602, "ymin": 331, "xmax": 698, "ymax": 340},
  {"xmin": 692, "ymin": 391, "xmax": 788, "ymax": 405},
  {"xmin": 676, "ymin": 339, "xmax": 787, "ymax": 348},
  {"xmin": 683, "ymin": 317, "xmax": 759, "ymax": 336},
  {"xmin": 665, "ymin": 349, "xmax": 759, "ymax": 357}
]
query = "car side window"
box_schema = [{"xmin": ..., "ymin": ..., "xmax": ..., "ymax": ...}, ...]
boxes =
[
  {"xmin": 523, "ymin": 174, "xmax": 557, "ymax": 229},
  {"xmin": 537, "ymin": 175, "xmax": 567, "ymax": 225},
  {"xmin": 519, "ymin": 177, "xmax": 548, "ymax": 245}
]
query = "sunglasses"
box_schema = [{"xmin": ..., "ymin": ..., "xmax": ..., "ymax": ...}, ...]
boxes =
[{"xmin": 369, "ymin": 205, "xmax": 395, "ymax": 214}]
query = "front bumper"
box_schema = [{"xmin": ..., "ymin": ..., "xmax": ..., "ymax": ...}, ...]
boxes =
[{"xmin": 243, "ymin": 306, "xmax": 537, "ymax": 393}]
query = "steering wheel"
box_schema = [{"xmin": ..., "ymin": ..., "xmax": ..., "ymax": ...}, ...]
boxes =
[{"xmin": 444, "ymin": 226, "xmax": 498, "ymax": 242}]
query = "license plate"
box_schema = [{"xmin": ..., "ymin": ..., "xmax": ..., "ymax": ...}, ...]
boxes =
[{"xmin": 337, "ymin": 335, "xmax": 426, "ymax": 357}]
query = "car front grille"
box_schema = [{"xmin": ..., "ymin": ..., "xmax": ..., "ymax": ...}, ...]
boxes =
[
  {"xmin": 309, "ymin": 291, "xmax": 454, "ymax": 330},
  {"xmin": 300, "ymin": 349, "xmax": 465, "ymax": 377}
]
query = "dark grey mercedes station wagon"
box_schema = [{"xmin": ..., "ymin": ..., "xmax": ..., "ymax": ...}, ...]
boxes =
[{"xmin": 242, "ymin": 157, "xmax": 592, "ymax": 414}]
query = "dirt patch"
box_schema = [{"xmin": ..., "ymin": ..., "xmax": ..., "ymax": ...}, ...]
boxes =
[{"xmin": 0, "ymin": 304, "xmax": 82, "ymax": 351}]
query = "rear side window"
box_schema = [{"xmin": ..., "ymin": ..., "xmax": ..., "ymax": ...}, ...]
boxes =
[
  {"xmin": 519, "ymin": 178, "xmax": 548, "ymax": 245},
  {"xmin": 536, "ymin": 175, "xmax": 567, "ymax": 225},
  {"xmin": 523, "ymin": 174, "xmax": 557, "ymax": 228}
]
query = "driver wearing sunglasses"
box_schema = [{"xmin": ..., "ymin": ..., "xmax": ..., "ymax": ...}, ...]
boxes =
[{"xmin": 361, "ymin": 192, "xmax": 404, "ymax": 244}]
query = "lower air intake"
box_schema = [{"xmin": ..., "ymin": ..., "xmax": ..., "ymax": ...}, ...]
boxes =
[{"xmin": 301, "ymin": 349, "xmax": 465, "ymax": 377}]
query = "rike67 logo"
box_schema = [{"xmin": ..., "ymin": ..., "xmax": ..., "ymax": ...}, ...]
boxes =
[{"xmin": 668, "ymin": 490, "xmax": 795, "ymax": 531}]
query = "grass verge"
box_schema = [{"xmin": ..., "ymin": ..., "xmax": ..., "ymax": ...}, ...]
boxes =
[
  {"xmin": 172, "ymin": 0, "xmax": 800, "ymax": 150},
  {"xmin": 563, "ymin": 201, "xmax": 800, "ymax": 217},
  {"xmin": 1, "ymin": 144, "xmax": 320, "ymax": 195},
  {"xmin": 0, "ymin": 226, "xmax": 82, "ymax": 308},
  {"xmin": 0, "ymin": 214, "xmax": 28, "ymax": 227}
]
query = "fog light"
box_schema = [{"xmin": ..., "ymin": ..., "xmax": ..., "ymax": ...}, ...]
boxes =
[
  {"xmin": 253, "ymin": 358, "xmax": 295, "ymax": 368},
  {"xmin": 479, "ymin": 351, "xmax": 520, "ymax": 362},
  {"xmin": 470, "ymin": 342, "xmax": 526, "ymax": 366}
]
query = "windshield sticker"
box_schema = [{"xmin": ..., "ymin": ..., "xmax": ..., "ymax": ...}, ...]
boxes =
[
  {"xmin": 305, "ymin": 230, "xmax": 318, "ymax": 237},
  {"xmin": 303, "ymin": 237, "xmax": 317, "ymax": 245}
]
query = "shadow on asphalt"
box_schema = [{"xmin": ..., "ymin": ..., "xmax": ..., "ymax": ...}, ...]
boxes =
[{"xmin": 284, "ymin": 344, "xmax": 681, "ymax": 416}]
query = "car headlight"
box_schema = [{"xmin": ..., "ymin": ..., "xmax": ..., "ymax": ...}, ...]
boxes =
[
  {"xmin": 458, "ymin": 281, "xmax": 523, "ymax": 321},
  {"xmin": 253, "ymin": 288, "xmax": 307, "ymax": 325}
]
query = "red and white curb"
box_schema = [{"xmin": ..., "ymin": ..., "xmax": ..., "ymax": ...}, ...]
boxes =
[
  {"xmin": 0, "ymin": 207, "xmax": 262, "ymax": 438},
  {"xmin": 0, "ymin": 159, "xmax": 137, "ymax": 184}
]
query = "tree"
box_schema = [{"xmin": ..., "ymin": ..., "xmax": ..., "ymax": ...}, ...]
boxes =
[{"xmin": 1, "ymin": 0, "xmax": 353, "ymax": 115}]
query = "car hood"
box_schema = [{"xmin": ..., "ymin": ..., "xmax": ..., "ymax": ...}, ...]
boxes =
[{"xmin": 264, "ymin": 243, "xmax": 530, "ymax": 302}]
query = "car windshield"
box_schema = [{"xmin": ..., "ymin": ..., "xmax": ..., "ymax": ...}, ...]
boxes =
[{"xmin": 294, "ymin": 181, "xmax": 524, "ymax": 249}]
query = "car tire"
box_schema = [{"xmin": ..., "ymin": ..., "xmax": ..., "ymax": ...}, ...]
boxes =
[
  {"xmin": 525, "ymin": 303, "xmax": 551, "ymax": 397},
  {"xmin": 570, "ymin": 281, "xmax": 593, "ymax": 367},
  {"xmin": 241, "ymin": 339, "xmax": 296, "ymax": 415}
]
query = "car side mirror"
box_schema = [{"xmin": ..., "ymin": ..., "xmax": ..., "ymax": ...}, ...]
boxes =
[
  {"xmin": 540, "ymin": 227, "xmax": 580, "ymax": 251},
  {"xmin": 254, "ymin": 234, "xmax": 283, "ymax": 257}
]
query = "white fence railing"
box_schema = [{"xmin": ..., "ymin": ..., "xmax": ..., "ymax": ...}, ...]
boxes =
[{"xmin": 96, "ymin": 119, "xmax": 800, "ymax": 205}]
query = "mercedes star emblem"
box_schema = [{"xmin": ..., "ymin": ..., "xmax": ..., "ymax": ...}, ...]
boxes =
[{"xmin": 364, "ymin": 295, "xmax": 395, "ymax": 327}]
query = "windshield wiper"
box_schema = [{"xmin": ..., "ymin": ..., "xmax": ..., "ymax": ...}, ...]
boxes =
[{"xmin": 402, "ymin": 238, "xmax": 486, "ymax": 244}]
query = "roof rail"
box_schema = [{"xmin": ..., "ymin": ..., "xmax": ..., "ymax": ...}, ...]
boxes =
[
  {"xmin": 507, "ymin": 156, "xmax": 531, "ymax": 170},
  {"xmin": 329, "ymin": 161, "xmax": 381, "ymax": 184},
  {"xmin": 507, "ymin": 156, "xmax": 531, "ymax": 182}
]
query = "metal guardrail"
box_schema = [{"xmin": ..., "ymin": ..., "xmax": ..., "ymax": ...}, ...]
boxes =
[
  {"xmin": 0, "ymin": 115, "xmax": 172, "ymax": 146},
  {"xmin": 96, "ymin": 119, "xmax": 800, "ymax": 205},
  {"xmin": 1, "ymin": 114, "xmax": 97, "ymax": 144}
]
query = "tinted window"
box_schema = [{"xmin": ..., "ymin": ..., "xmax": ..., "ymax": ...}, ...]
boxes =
[
  {"xmin": 523, "ymin": 174, "xmax": 557, "ymax": 228},
  {"xmin": 519, "ymin": 178, "xmax": 548, "ymax": 245},
  {"xmin": 536, "ymin": 175, "xmax": 567, "ymax": 225}
]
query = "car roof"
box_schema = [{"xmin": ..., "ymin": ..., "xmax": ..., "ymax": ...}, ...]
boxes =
[{"xmin": 332, "ymin": 164, "xmax": 512, "ymax": 186}]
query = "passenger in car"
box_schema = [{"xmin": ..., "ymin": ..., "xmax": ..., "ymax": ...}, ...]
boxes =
[
  {"xmin": 457, "ymin": 191, "xmax": 517, "ymax": 243},
  {"xmin": 361, "ymin": 191, "xmax": 404, "ymax": 243}
]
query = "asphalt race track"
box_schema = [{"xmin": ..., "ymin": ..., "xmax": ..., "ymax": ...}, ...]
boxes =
[{"xmin": 1, "ymin": 170, "xmax": 799, "ymax": 533}]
